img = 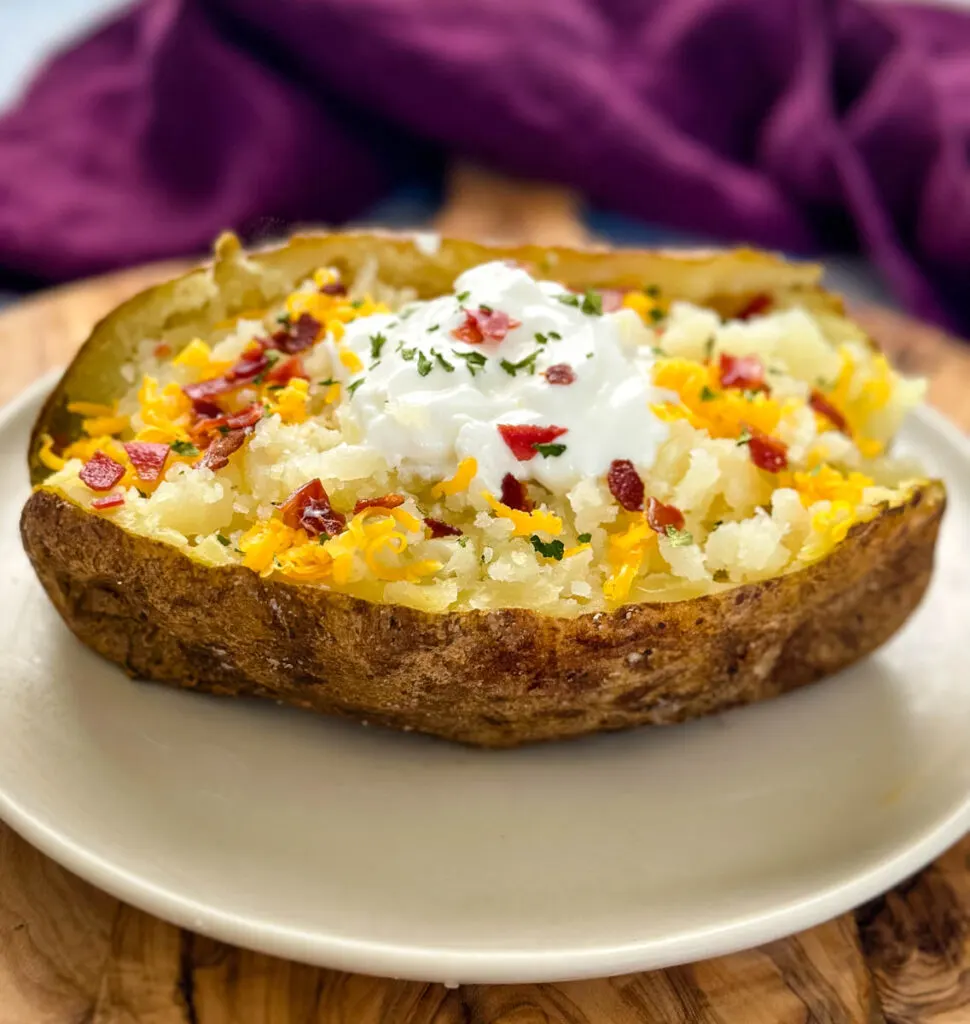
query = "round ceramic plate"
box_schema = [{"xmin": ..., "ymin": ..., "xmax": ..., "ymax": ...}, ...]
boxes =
[{"xmin": 1, "ymin": 373, "xmax": 969, "ymax": 984}]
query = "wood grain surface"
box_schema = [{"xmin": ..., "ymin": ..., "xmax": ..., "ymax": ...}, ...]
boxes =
[{"xmin": 1, "ymin": 169, "xmax": 968, "ymax": 1022}]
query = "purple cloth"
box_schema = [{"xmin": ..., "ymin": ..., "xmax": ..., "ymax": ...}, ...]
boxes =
[{"xmin": 1, "ymin": 0, "xmax": 969, "ymax": 330}]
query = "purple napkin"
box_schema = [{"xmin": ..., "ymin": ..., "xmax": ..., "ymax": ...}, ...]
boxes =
[{"xmin": 1, "ymin": 0, "xmax": 969, "ymax": 330}]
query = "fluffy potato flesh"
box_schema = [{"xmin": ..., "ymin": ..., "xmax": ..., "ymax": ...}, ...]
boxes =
[{"xmin": 20, "ymin": 233, "xmax": 945, "ymax": 745}]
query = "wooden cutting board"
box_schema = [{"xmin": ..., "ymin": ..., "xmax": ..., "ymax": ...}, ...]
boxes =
[{"xmin": 1, "ymin": 177, "xmax": 969, "ymax": 1021}]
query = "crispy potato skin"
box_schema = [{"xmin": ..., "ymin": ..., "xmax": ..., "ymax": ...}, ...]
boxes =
[{"xmin": 21, "ymin": 484, "xmax": 944, "ymax": 747}]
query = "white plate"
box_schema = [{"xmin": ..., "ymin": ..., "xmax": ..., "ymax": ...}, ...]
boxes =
[{"xmin": 1, "ymin": 373, "xmax": 969, "ymax": 984}]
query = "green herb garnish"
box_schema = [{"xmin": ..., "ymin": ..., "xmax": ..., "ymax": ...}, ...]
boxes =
[
  {"xmin": 534, "ymin": 332, "xmax": 547, "ymax": 345},
  {"xmin": 479, "ymin": 304, "xmax": 493, "ymax": 315},
  {"xmin": 648, "ymin": 307, "xmax": 664, "ymax": 323},
  {"xmin": 533, "ymin": 442, "xmax": 566, "ymax": 458},
  {"xmin": 456, "ymin": 290, "xmax": 470, "ymax": 304},
  {"xmin": 577, "ymin": 532, "xmax": 592, "ymax": 544},
  {"xmin": 350, "ymin": 298, "xmax": 365, "ymax": 309},
  {"xmin": 266, "ymin": 383, "xmax": 286, "ymax": 391},
  {"xmin": 276, "ymin": 312, "xmax": 292, "ymax": 327},
  {"xmin": 645, "ymin": 285, "xmax": 660, "ymax": 298},
  {"xmin": 700, "ymin": 385, "xmax": 718, "ymax": 402},
  {"xmin": 317, "ymin": 378, "xmax": 335, "ymax": 387},
  {"xmin": 346, "ymin": 378, "xmax": 364, "ymax": 397},
  {"xmin": 427, "ymin": 324, "xmax": 440, "ymax": 333},
  {"xmin": 433, "ymin": 350, "xmax": 455, "ymax": 372},
  {"xmin": 665, "ymin": 526, "xmax": 694, "ymax": 547},
  {"xmin": 530, "ymin": 535, "xmax": 565, "ymax": 560},
  {"xmin": 736, "ymin": 427, "xmax": 752, "ymax": 446},
  {"xmin": 216, "ymin": 534, "xmax": 231, "ymax": 547},
  {"xmin": 400, "ymin": 346, "xmax": 417, "ymax": 362},
  {"xmin": 171, "ymin": 440, "xmax": 199, "ymax": 456},
  {"xmin": 548, "ymin": 331, "xmax": 562, "ymax": 340},
  {"xmin": 416, "ymin": 351, "xmax": 433, "ymax": 377},
  {"xmin": 580, "ymin": 289, "xmax": 603, "ymax": 316},
  {"xmin": 704, "ymin": 336, "xmax": 716, "ymax": 360},
  {"xmin": 370, "ymin": 332, "xmax": 387, "ymax": 359},
  {"xmin": 557, "ymin": 293, "xmax": 580, "ymax": 308},
  {"xmin": 455, "ymin": 350, "xmax": 487, "ymax": 376},
  {"xmin": 500, "ymin": 351, "xmax": 540, "ymax": 376}
]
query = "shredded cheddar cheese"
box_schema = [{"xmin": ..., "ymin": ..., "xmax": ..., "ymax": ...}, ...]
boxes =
[
  {"xmin": 432, "ymin": 457, "xmax": 477, "ymax": 497},
  {"xmin": 482, "ymin": 492, "xmax": 562, "ymax": 537}
]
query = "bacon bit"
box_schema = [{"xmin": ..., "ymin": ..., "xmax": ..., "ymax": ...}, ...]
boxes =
[
  {"xmin": 544, "ymin": 363, "xmax": 576, "ymax": 386},
  {"xmin": 191, "ymin": 397, "xmax": 223, "ymax": 419},
  {"xmin": 266, "ymin": 355, "xmax": 308, "ymax": 386},
  {"xmin": 182, "ymin": 349, "xmax": 269, "ymax": 403},
  {"xmin": 91, "ymin": 493, "xmax": 125, "ymax": 510},
  {"xmin": 498, "ymin": 424, "xmax": 568, "ymax": 462},
  {"xmin": 198, "ymin": 429, "xmax": 247, "ymax": 471},
  {"xmin": 79, "ymin": 451, "xmax": 125, "ymax": 492},
  {"xmin": 598, "ymin": 289, "xmax": 625, "ymax": 313},
  {"xmin": 191, "ymin": 402, "xmax": 263, "ymax": 443},
  {"xmin": 646, "ymin": 497, "xmax": 685, "ymax": 535},
  {"xmin": 500, "ymin": 473, "xmax": 533, "ymax": 511},
  {"xmin": 736, "ymin": 293, "xmax": 772, "ymax": 320},
  {"xmin": 452, "ymin": 307, "xmax": 522, "ymax": 345},
  {"xmin": 353, "ymin": 493, "xmax": 406, "ymax": 514},
  {"xmin": 719, "ymin": 353, "xmax": 768, "ymax": 392},
  {"xmin": 153, "ymin": 343, "xmax": 172, "ymax": 359},
  {"xmin": 283, "ymin": 313, "xmax": 322, "ymax": 354},
  {"xmin": 280, "ymin": 478, "xmax": 346, "ymax": 537},
  {"xmin": 122, "ymin": 441, "xmax": 169, "ymax": 482},
  {"xmin": 809, "ymin": 389, "xmax": 850, "ymax": 434},
  {"xmin": 607, "ymin": 459, "xmax": 645, "ymax": 511},
  {"xmin": 425, "ymin": 517, "xmax": 462, "ymax": 538},
  {"xmin": 748, "ymin": 434, "xmax": 789, "ymax": 472},
  {"xmin": 319, "ymin": 282, "xmax": 347, "ymax": 296}
]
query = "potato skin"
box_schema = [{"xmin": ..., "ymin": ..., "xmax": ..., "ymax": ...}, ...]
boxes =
[{"xmin": 21, "ymin": 484, "xmax": 944, "ymax": 747}]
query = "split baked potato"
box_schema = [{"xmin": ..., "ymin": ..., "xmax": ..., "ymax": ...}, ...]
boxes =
[{"xmin": 20, "ymin": 232, "xmax": 945, "ymax": 746}]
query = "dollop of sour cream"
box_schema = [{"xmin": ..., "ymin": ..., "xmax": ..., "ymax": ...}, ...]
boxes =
[{"xmin": 324, "ymin": 262, "xmax": 670, "ymax": 495}]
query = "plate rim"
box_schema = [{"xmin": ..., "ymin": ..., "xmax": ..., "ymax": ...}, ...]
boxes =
[{"xmin": 2, "ymin": 371, "xmax": 969, "ymax": 984}]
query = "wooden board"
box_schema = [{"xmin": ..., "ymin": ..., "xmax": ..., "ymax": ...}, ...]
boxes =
[{"xmin": 1, "ymin": 179, "xmax": 969, "ymax": 1021}]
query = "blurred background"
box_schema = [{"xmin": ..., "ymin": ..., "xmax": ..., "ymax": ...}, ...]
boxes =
[{"xmin": 4, "ymin": 0, "xmax": 970, "ymax": 325}]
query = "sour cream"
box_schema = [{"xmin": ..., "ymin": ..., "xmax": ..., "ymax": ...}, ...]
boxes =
[{"xmin": 324, "ymin": 262, "xmax": 670, "ymax": 495}]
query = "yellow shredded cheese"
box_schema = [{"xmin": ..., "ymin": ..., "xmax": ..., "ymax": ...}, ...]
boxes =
[
  {"xmin": 482, "ymin": 492, "xmax": 562, "ymax": 537},
  {"xmin": 431, "ymin": 457, "xmax": 477, "ymax": 497}
]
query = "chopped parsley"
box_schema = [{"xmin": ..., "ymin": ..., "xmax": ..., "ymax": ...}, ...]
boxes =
[
  {"xmin": 479, "ymin": 304, "xmax": 493, "ymax": 314},
  {"xmin": 533, "ymin": 442, "xmax": 566, "ymax": 458},
  {"xmin": 264, "ymin": 350, "xmax": 281, "ymax": 365},
  {"xmin": 577, "ymin": 532, "xmax": 592, "ymax": 544},
  {"xmin": 427, "ymin": 324, "xmax": 440, "ymax": 333},
  {"xmin": 700, "ymin": 385, "xmax": 718, "ymax": 402},
  {"xmin": 736, "ymin": 426, "xmax": 752, "ymax": 446},
  {"xmin": 456, "ymin": 290, "xmax": 470, "ymax": 304},
  {"xmin": 648, "ymin": 307, "xmax": 664, "ymax": 323},
  {"xmin": 500, "ymin": 350, "xmax": 540, "ymax": 376},
  {"xmin": 317, "ymin": 378, "xmax": 335, "ymax": 387},
  {"xmin": 369, "ymin": 332, "xmax": 387, "ymax": 359},
  {"xmin": 399, "ymin": 346, "xmax": 417, "ymax": 361},
  {"xmin": 704, "ymin": 336, "xmax": 716, "ymax": 360},
  {"xmin": 266, "ymin": 383, "xmax": 286, "ymax": 391},
  {"xmin": 645, "ymin": 284, "xmax": 660, "ymax": 298},
  {"xmin": 457, "ymin": 535, "xmax": 469, "ymax": 547},
  {"xmin": 530, "ymin": 535, "xmax": 565, "ymax": 560},
  {"xmin": 215, "ymin": 534, "xmax": 231, "ymax": 547},
  {"xmin": 665, "ymin": 526, "xmax": 694, "ymax": 547},
  {"xmin": 557, "ymin": 293, "xmax": 580, "ymax": 308},
  {"xmin": 217, "ymin": 425, "xmax": 230, "ymax": 435},
  {"xmin": 534, "ymin": 332, "xmax": 547, "ymax": 345},
  {"xmin": 170, "ymin": 440, "xmax": 199, "ymax": 456},
  {"xmin": 346, "ymin": 378, "xmax": 364, "ymax": 397},
  {"xmin": 276, "ymin": 312, "xmax": 292, "ymax": 327},
  {"xmin": 455, "ymin": 350, "xmax": 487, "ymax": 376},
  {"xmin": 580, "ymin": 289, "xmax": 603, "ymax": 316},
  {"xmin": 416, "ymin": 351, "xmax": 433, "ymax": 377},
  {"xmin": 350, "ymin": 298, "xmax": 365, "ymax": 309},
  {"xmin": 399, "ymin": 306, "xmax": 417, "ymax": 320},
  {"xmin": 433, "ymin": 350, "xmax": 455, "ymax": 372},
  {"xmin": 136, "ymin": 489, "xmax": 148, "ymax": 499},
  {"xmin": 548, "ymin": 331, "xmax": 562, "ymax": 340}
]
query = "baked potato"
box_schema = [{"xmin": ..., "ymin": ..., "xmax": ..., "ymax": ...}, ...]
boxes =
[{"xmin": 20, "ymin": 232, "xmax": 945, "ymax": 746}]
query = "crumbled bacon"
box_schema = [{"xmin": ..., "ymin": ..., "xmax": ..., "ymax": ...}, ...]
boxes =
[
  {"xmin": 748, "ymin": 434, "xmax": 789, "ymax": 472},
  {"xmin": 497, "ymin": 424, "xmax": 568, "ymax": 462},
  {"xmin": 266, "ymin": 355, "xmax": 308, "ymax": 386},
  {"xmin": 736, "ymin": 293, "xmax": 772, "ymax": 320},
  {"xmin": 719, "ymin": 353, "xmax": 768, "ymax": 392},
  {"xmin": 281, "ymin": 313, "xmax": 322, "ymax": 354},
  {"xmin": 153, "ymin": 343, "xmax": 172, "ymax": 359},
  {"xmin": 425, "ymin": 517, "xmax": 462, "ymax": 538},
  {"xmin": 122, "ymin": 441, "xmax": 169, "ymax": 482},
  {"xmin": 182, "ymin": 348, "xmax": 269, "ymax": 403},
  {"xmin": 543, "ymin": 363, "xmax": 576, "ymax": 386},
  {"xmin": 452, "ymin": 307, "xmax": 521, "ymax": 345},
  {"xmin": 353, "ymin": 493, "xmax": 405, "ymax": 514},
  {"xmin": 646, "ymin": 496, "xmax": 685, "ymax": 534},
  {"xmin": 607, "ymin": 459, "xmax": 645, "ymax": 511},
  {"xmin": 91, "ymin": 493, "xmax": 125, "ymax": 510},
  {"xmin": 191, "ymin": 402, "xmax": 263, "ymax": 444},
  {"xmin": 198, "ymin": 429, "xmax": 247, "ymax": 471},
  {"xmin": 280, "ymin": 479, "xmax": 346, "ymax": 537},
  {"xmin": 500, "ymin": 473, "xmax": 532, "ymax": 511},
  {"xmin": 190, "ymin": 397, "xmax": 223, "ymax": 419},
  {"xmin": 79, "ymin": 451, "xmax": 125, "ymax": 492},
  {"xmin": 319, "ymin": 281, "xmax": 347, "ymax": 296},
  {"xmin": 809, "ymin": 389, "xmax": 850, "ymax": 434}
]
